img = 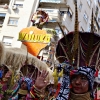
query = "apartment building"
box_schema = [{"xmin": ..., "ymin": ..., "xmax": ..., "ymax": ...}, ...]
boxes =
[
  {"xmin": 39, "ymin": 0, "xmax": 100, "ymax": 33},
  {"xmin": 0, "ymin": 0, "xmax": 39, "ymax": 47},
  {"xmin": 93, "ymin": 0, "xmax": 100, "ymax": 33},
  {"xmin": 0, "ymin": 0, "xmax": 100, "ymax": 48}
]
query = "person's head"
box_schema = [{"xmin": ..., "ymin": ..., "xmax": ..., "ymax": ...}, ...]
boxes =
[
  {"xmin": 0, "ymin": 64, "xmax": 9, "ymax": 77},
  {"xmin": 0, "ymin": 65, "xmax": 12, "ymax": 82},
  {"xmin": 20, "ymin": 81, "xmax": 28, "ymax": 90},
  {"xmin": 4, "ymin": 70, "xmax": 12, "ymax": 78},
  {"xmin": 70, "ymin": 67, "xmax": 95, "ymax": 94},
  {"xmin": 71, "ymin": 73, "xmax": 89, "ymax": 94},
  {"xmin": 19, "ymin": 77, "xmax": 32, "ymax": 91},
  {"xmin": 11, "ymin": 77, "xmax": 32, "ymax": 97}
]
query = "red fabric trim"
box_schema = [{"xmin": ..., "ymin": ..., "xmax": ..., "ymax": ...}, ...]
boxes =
[
  {"xmin": 54, "ymin": 83, "xmax": 61, "ymax": 97},
  {"xmin": 30, "ymin": 86, "xmax": 39, "ymax": 99}
]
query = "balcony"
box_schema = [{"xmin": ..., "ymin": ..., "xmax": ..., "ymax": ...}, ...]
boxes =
[
  {"xmin": 39, "ymin": 0, "xmax": 68, "ymax": 9},
  {"xmin": 38, "ymin": 8, "xmax": 62, "ymax": 22}
]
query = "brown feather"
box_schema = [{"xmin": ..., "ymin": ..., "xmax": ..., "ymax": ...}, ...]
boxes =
[{"xmin": 73, "ymin": 0, "xmax": 79, "ymax": 65}]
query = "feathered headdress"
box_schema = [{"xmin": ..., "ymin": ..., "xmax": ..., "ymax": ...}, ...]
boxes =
[{"xmin": 56, "ymin": 1, "xmax": 100, "ymax": 69}]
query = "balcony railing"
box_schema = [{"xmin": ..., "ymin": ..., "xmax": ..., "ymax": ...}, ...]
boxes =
[
  {"xmin": 40, "ymin": 0, "xmax": 67, "ymax": 3},
  {"xmin": 38, "ymin": 8, "xmax": 62, "ymax": 22}
]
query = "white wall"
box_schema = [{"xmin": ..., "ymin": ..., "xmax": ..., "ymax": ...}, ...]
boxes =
[{"xmin": 0, "ymin": 0, "xmax": 39, "ymax": 48}]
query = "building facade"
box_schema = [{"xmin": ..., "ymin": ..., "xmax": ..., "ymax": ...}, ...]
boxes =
[
  {"xmin": 39, "ymin": 0, "xmax": 100, "ymax": 33},
  {"xmin": 0, "ymin": 0, "xmax": 39, "ymax": 47},
  {"xmin": 0, "ymin": 0, "xmax": 100, "ymax": 48}
]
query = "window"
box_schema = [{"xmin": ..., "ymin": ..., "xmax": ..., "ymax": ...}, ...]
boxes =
[
  {"xmin": 79, "ymin": 2, "xmax": 82, "ymax": 11},
  {"xmin": 88, "ymin": 23, "xmax": 97, "ymax": 32},
  {"xmin": 14, "ymin": 0, "xmax": 24, "ymax": 7},
  {"xmin": 67, "ymin": 8, "xmax": 73, "ymax": 19},
  {"xmin": 55, "ymin": 27, "xmax": 63, "ymax": 39},
  {"xmin": 98, "ymin": 14, "xmax": 100, "ymax": 22},
  {"xmin": 98, "ymin": 0, "xmax": 100, "ymax": 6},
  {"xmin": 87, "ymin": 0, "xmax": 91, "ymax": 7},
  {"xmin": 62, "ymin": 25, "xmax": 69, "ymax": 34},
  {"xmin": 55, "ymin": 29, "xmax": 61, "ymax": 35},
  {"xmin": 81, "ymin": 27, "xmax": 84, "ymax": 32},
  {"xmin": 2, "ymin": 36, "xmax": 13, "ymax": 46},
  {"xmin": 8, "ymin": 17, "xmax": 19, "ymax": 26},
  {"xmin": 49, "ymin": 18, "xmax": 57, "ymax": 22},
  {"xmin": 73, "ymin": 0, "xmax": 77, "ymax": 4},
  {"xmin": 88, "ymin": 23, "xmax": 91, "ymax": 32},
  {"xmin": 83, "ymin": 12, "xmax": 88, "ymax": 22},
  {"xmin": 94, "ymin": 25, "xmax": 97, "ymax": 32},
  {"xmin": 59, "ymin": 8, "xmax": 67, "ymax": 16},
  {"xmin": 60, "ymin": 11, "xmax": 66, "ymax": 16},
  {"xmin": 95, "ymin": 6, "xmax": 99, "ymax": 17},
  {"xmin": 0, "ymin": 13, "xmax": 6, "ymax": 27}
]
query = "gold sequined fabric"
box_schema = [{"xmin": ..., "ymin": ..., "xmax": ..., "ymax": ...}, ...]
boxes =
[
  {"xmin": 18, "ymin": 89, "xmax": 28, "ymax": 95},
  {"xmin": 69, "ymin": 92, "xmax": 93, "ymax": 100}
]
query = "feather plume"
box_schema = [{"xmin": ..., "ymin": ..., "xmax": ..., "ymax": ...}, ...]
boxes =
[
  {"xmin": 91, "ymin": 9, "xmax": 94, "ymax": 33},
  {"xmin": 86, "ymin": 10, "xmax": 94, "ymax": 66},
  {"xmin": 73, "ymin": 0, "xmax": 79, "ymax": 65}
]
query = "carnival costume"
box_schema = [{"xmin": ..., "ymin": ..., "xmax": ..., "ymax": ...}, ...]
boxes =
[{"xmin": 9, "ymin": 77, "xmax": 32, "ymax": 100}]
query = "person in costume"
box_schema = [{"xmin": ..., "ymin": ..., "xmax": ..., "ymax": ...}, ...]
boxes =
[
  {"xmin": 30, "ymin": 66, "xmax": 96, "ymax": 100},
  {"xmin": 0, "ymin": 64, "xmax": 12, "ymax": 100},
  {"xmin": 9, "ymin": 77, "xmax": 32, "ymax": 100}
]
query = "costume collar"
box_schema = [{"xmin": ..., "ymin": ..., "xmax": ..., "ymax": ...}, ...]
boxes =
[
  {"xmin": 18, "ymin": 89, "xmax": 28, "ymax": 95},
  {"xmin": 69, "ymin": 92, "xmax": 92, "ymax": 100}
]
